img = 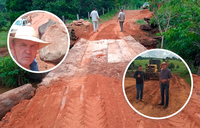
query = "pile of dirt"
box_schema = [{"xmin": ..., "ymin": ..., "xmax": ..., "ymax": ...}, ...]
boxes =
[
  {"xmin": 71, "ymin": 19, "xmax": 92, "ymax": 27},
  {"xmin": 124, "ymin": 74, "xmax": 191, "ymax": 117}
]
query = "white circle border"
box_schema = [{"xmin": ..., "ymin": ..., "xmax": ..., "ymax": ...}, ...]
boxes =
[
  {"xmin": 7, "ymin": 10, "xmax": 70, "ymax": 74},
  {"xmin": 122, "ymin": 48, "xmax": 193, "ymax": 120}
]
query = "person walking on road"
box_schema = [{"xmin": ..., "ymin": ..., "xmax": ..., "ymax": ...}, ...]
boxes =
[
  {"xmin": 134, "ymin": 65, "xmax": 146, "ymax": 103},
  {"xmin": 117, "ymin": 8, "xmax": 125, "ymax": 32},
  {"xmin": 90, "ymin": 7, "xmax": 100, "ymax": 32},
  {"xmin": 158, "ymin": 62, "xmax": 172, "ymax": 109}
]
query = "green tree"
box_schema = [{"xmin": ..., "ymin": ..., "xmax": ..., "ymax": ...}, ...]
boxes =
[
  {"xmin": 6, "ymin": 0, "xmax": 32, "ymax": 24},
  {"xmin": 149, "ymin": 0, "xmax": 200, "ymax": 74},
  {"xmin": 176, "ymin": 65, "xmax": 179, "ymax": 69},
  {"xmin": 168, "ymin": 62, "xmax": 175, "ymax": 71}
]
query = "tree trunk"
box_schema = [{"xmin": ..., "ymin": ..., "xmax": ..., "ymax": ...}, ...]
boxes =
[
  {"xmin": 161, "ymin": 35, "xmax": 164, "ymax": 49},
  {"xmin": 0, "ymin": 84, "xmax": 35, "ymax": 119}
]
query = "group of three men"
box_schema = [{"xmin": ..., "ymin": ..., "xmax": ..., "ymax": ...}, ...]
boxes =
[
  {"xmin": 134, "ymin": 62, "xmax": 172, "ymax": 109},
  {"xmin": 90, "ymin": 7, "xmax": 125, "ymax": 32}
]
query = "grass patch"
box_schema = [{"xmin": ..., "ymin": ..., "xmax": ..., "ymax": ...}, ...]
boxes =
[
  {"xmin": 136, "ymin": 19, "xmax": 146, "ymax": 25},
  {"xmin": 66, "ymin": 9, "xmax": 119, "ymax": 24},
  {"xmin": 98, "ymin": 9, "xmax": 119, "ymax": 23},
  {"xmin": 0, "ymin": 31, "xmax": 8, "ymax": 48}
]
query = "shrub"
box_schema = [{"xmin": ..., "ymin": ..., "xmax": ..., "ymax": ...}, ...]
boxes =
[{"xmin": 0, "ymin": 56, "xmax": 29, "ymax": 88}]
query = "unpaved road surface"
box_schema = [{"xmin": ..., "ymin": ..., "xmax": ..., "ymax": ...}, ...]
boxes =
[
  {"xmin": 1, "ymin": 10, "xmax": 200, "ymax": 128},
  {"xmin": 124, "ymin": 74, "xmax": 191, "ymax": 117}
]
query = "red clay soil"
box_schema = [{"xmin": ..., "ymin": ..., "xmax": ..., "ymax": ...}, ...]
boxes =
[
  {"xmin": 0, "ymin": 47, "xmax": 9, "ymax": 57},
  {"xmin": 24, "ymin": 12, "xmax": 62, "ymax": 35},
  {"xmin": 124, "ymin": 74, "xmax": 191, "ymax": 117},
  {"xmin": 0, "ymin": 74, "xmax": 200, "ymax": 127},
  {"xmin": 74, "ymin": 10, "xmax": 153, "ymax": 43}
]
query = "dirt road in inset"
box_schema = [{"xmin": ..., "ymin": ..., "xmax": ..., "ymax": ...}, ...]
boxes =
[
  {"xmin": 125, "ymin": 74, "xmax": 191, "ymax": 117},
  {"xmin": 1, "ymin": 10, "xmax": 200, "ymax": 128}
]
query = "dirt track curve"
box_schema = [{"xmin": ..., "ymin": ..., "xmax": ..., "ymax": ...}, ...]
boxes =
[
  {"xmin": 0, "ymin": 10, "xmax": 200, "ymax": 128},
  {"xmin": 125, "ymin": 74, "xmax": 191, "ymax": 117}
]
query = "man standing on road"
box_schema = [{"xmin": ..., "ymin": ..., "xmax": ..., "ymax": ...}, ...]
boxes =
[
  {"xmin": 134, "ymin": 65, "xmax": 146, "ymax": 103},
  {"xmin": 158, "ymin": 62, "xmax": 172, "ymax": 109},
  {"xmin": 90, "ymin": 7, "xmax": 100, "ymax": 32},
  {"xmin": 117, "ymin": 8, "xmax": 125, "ymax": 32}
]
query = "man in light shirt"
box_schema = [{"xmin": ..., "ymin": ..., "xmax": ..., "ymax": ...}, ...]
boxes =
[
  {"xmin": 90, "ymin": 7, "xmax": 100, "ymax": 32},
  {"xmin": 117, "ymin": 9, "xmax": 125, "ymax": 32}
]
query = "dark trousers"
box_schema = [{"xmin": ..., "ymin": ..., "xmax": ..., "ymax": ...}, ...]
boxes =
[
  {"xmin": 160, "ymin": 83, "xmax": 169, "ymax": 106},
  {"xmin": 119, "ymin": 21, "xmax": 124, "ymax": 31},
  {"xmin": 136, "ymin": 84, "xmax": 144, "ymax": 100}
]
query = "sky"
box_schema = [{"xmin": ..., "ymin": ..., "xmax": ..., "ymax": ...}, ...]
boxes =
[{"xmin": 140, "ymin": 50, "xmax": 179, "ymax": 59}]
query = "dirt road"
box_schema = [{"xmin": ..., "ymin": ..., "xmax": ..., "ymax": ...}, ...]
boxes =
[
  {"xmin": 0, "ymin": 10, "xmax": 200, "ymax": 128},
  {"xmin": 124, "ymin": 74, "xmax": 191, "ymax": 117}
]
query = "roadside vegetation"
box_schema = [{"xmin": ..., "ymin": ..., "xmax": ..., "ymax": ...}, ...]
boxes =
[
  {"xmin": 0, "ymin": 31, "xmax": 8, "ymax": 47},
  {"xmin": 0, "ymin": 56, "xmax": 29, "ymax": 88},
  {"xmin": 136, "ymin": 19, "xmax": 146, "ymax": 25},
  {"xmin": 149, "ymin": 0, "xmax": 200, "ymax": 75}
]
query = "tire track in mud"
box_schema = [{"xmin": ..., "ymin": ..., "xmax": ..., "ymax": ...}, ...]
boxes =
[{"xmin": 84, "ymin": 96, "xmax": 108, "ymax": 128}]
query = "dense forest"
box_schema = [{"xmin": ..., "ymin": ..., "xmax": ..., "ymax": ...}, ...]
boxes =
[{"xmin": 1, "ymin": 0, "xmax": 146, "ymax": 25}]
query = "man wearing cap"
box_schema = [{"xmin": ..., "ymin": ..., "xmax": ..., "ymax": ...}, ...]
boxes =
[
  {"xmin": 158, "ymin": 62, "xmax": 172, "ymax": 109},
  {"xmin": 117, "ymin": 9, "xmax": 125, "ymax": 32},
  {"xmin": 134, "ymin": 65, "xmax": 146, "ymax": 103},
  {"xmin": 90, "ymin": 7, "xmax": 100, "ymax": 32},
  {"xmin": 10, "ymin": 26, "xmax": 51, "ymax": 71}
]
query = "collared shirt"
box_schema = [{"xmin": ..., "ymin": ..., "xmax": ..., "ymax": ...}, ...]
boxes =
[
  {"xmin": 118, "ymin": 12, "xmax": 125, "ymax": 22},
  {"xmin": 134, "ymin": 70, "xmax": 146, "ymax": 84},
  {"xmin": 160, "ymin": 68, "xmax": 172, "ymax": 84},
  {"xmin": 30, "ymin": 59, "xmax": 39, "ymax": 71},
  {"xmin": 90, "ymin": 10, "xmax": 99, "ymax": 22}
]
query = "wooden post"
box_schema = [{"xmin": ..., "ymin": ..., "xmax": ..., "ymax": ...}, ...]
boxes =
[
  {"xmin": 77, "ymin": 14, "xmax": 79, "ymax": 20},
  {"xmin": 108, "ymin": 8, "xmax": 109, "ymax": 12},
  {"xmin": 62, "ymin": 16, "xmax": 65, "ymax": 23},
  {"xmin": 88, "ymin": 12, "xmax": 90, "ymax": 20},
  {"xmin": 102, "ymin": 8, "xmax": 104, "ymax": 15},
  {"xmin": 124, "ymin": 5, "xmax": 126, "ymax": 10}
]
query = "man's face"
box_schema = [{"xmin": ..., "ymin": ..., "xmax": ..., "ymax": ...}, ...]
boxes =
[
  {"xmin": 162, "ymin": 64, "xmax": 167, "ymax": 69},
  {"xmin": 12, "ymin": 39, "xmax": 38, "ymax": 69},
  {"xmin": 138, "ymin": 66, "xmax": 142, "ymax": 71}
]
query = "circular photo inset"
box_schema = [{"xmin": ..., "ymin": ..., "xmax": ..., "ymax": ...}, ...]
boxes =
[
  {"xmin": 8, "ymin": 10, "xmax": 70, "ymax": 73},
  {"xmin": 123, "ymin": 49, "xmax": 193, "ymax": 119}
]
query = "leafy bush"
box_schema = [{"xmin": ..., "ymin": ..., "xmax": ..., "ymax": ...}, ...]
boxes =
[
  {"xmin": 168, "ymin": 62, "xmax": 175, "ymax": 71},
  {"xmin": 0, "ymin": 56, "xmax": 29, "ymax": 88},
  {"xmin": 137, "ymin": 19, "xmax": 146, "ymax": 25}
]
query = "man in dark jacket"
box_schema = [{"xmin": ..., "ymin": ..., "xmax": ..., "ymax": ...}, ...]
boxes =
[
  {"xmin": 134, "ymin": 65, "xmax": 146, "ymax": 103},
  {"xmin": 158, "ymin": 62, "xmax": 172, "ymax": 109}
]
